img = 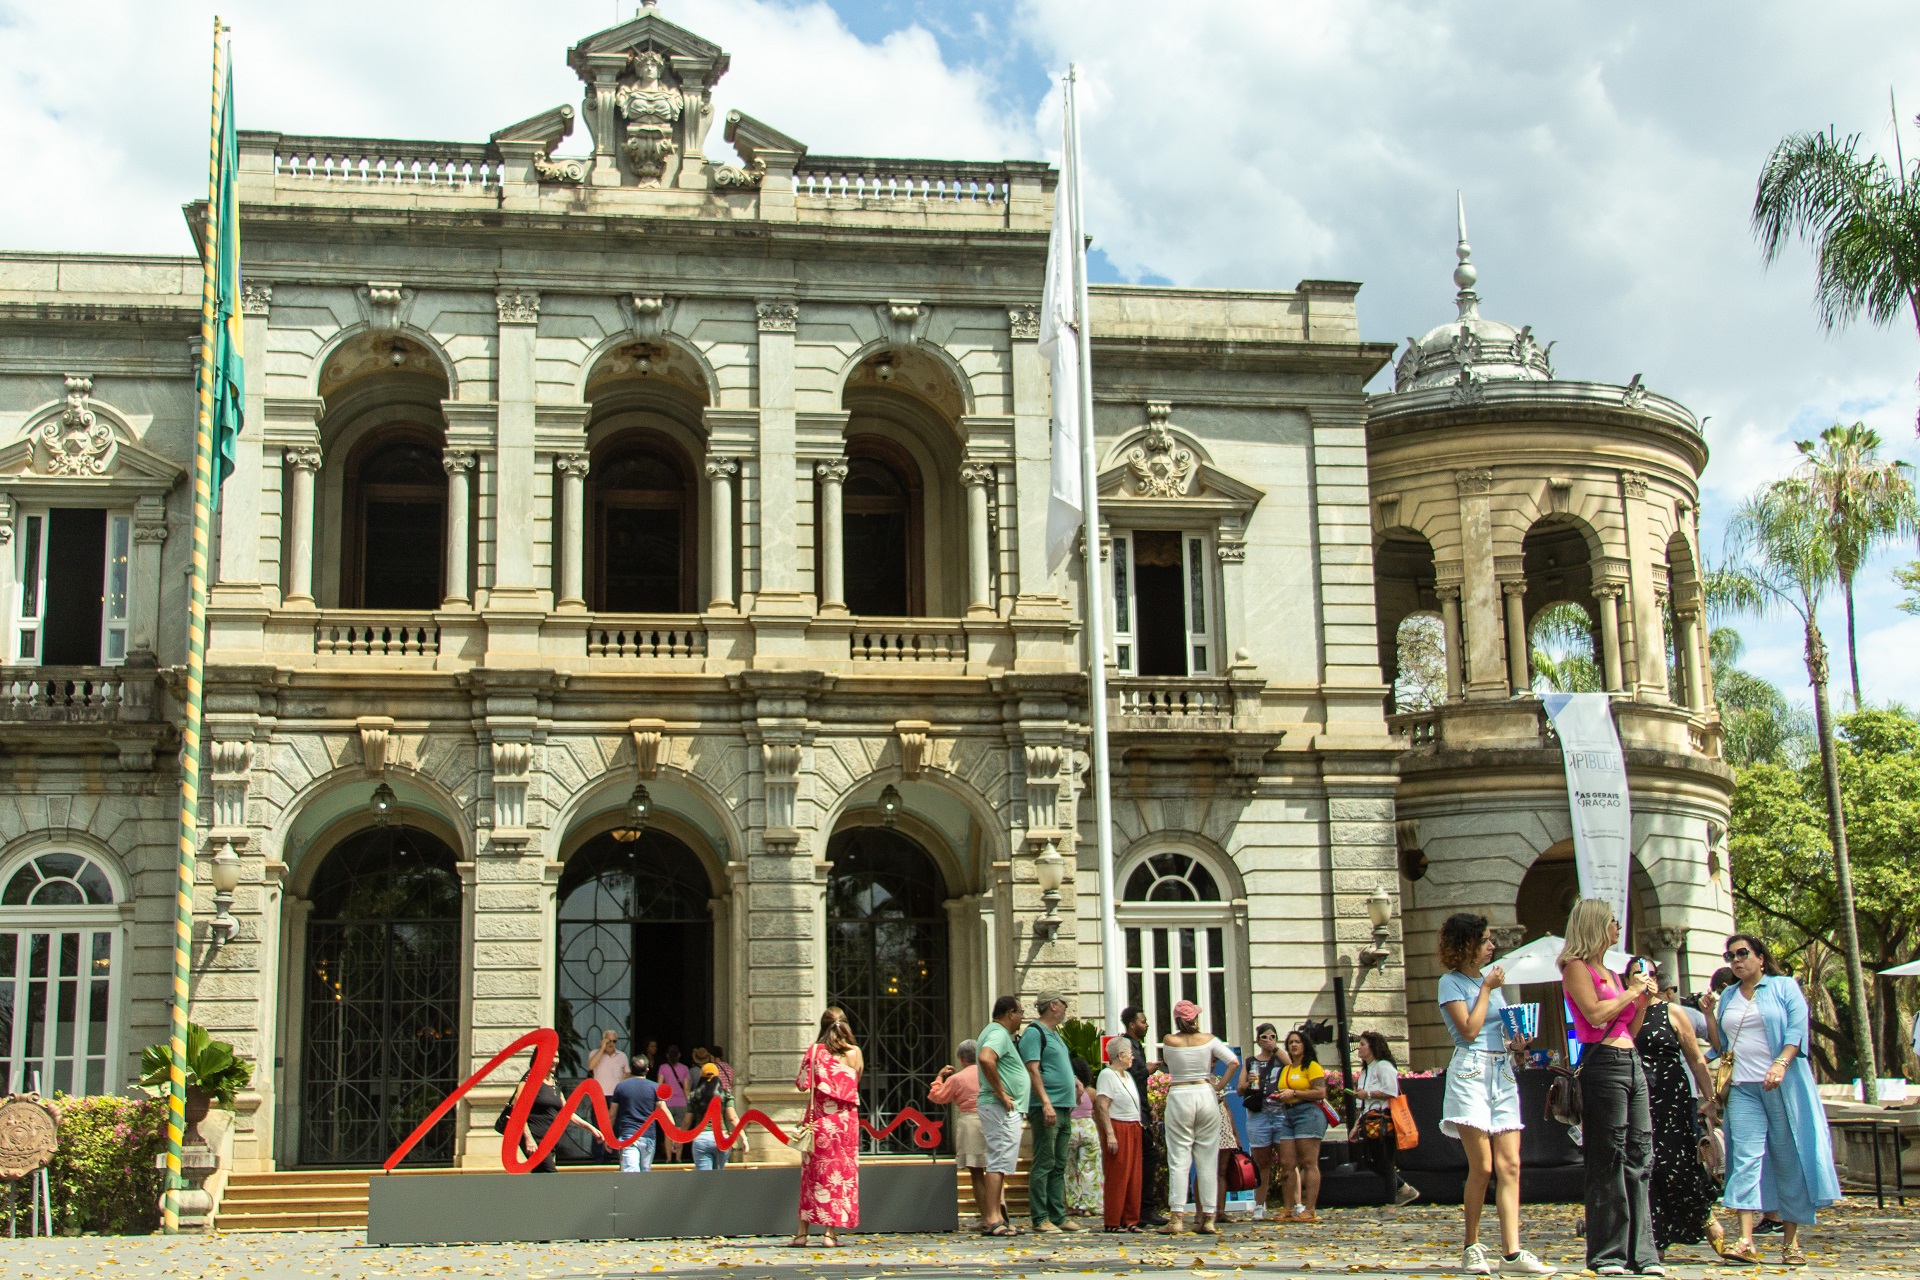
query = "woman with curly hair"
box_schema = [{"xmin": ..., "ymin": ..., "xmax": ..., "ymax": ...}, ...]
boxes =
[
  {"xmin": 1437, "ymin": 912, "xmax": 1553, "ymax": 1277},
  {"xmin": 789, "ymin": 1006, "xmax": 864, "ymax": 1247}
]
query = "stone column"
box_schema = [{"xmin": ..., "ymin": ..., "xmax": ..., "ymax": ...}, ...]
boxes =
[
  {"xmin": 707, "ymin": 458, "xmax": 739, "ymax": 610},
  {"xmin": 219, "ymin": 282, "xmax": 273, "ymax": 587},
  {"xmin": 442, "ymin": 450, "xmax": 476, "ymax": 607},
  {"xmin": 131, "ymin": 500, "xmax": 167, "ymax": 654},
  {"xmin": 1501, "ymin": 579, "xmax": 1529, "ymax": 695},
  {"xmin": 283, "ymin": 446, "xmax": 322, "ymax": 606},
  {"xmin": 815, "ymin": 459, "xmax": 848, "ymax": 612},
  {"xmin": 1677, "ymin": 603, "xmax": 1706, "ymax": 711},
  {"xmin": 492, "ymin": 290, "xmax": 541, "ymax": 606},
  {"xmin": 1007, "ymin": 305, "xmax": 1049, "ymax": 594},
  {"xmin": 961, "ymin": 461, "xmax": 995, "ymax": 617},
  {"xmin": 1595, "ymin": 583, "xmax": 1626, "ymax": 692},
  {"xmin": 1619, "ymin": 470, "xmax": 1668, "ymax": 699},
  {"xmin": 554, "ymin": 452, "xmax": 589, "ymax": 609},
  {"xmin": 1437, "ymin": 584, "xmax": 1464, "ymax": 701},
  {"xmin": 1455, "ymin": 469, "xmax": 1505, "ymax": 700},
  {"xmin": 754, "ymin": 301, "xmax": 800, "ymax": 594}
]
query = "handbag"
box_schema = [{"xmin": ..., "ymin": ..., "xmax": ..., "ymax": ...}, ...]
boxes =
[
  {"xmin": 790, "ymin": 1047, "xmax": 819, "ymax": 1156},
  {"xmin": 1223, "ymin": 1148, "xmax": 1258, "ymax": 1193},
  {"xmin": 1318, "ymin": 1098, "xmax": 1343, "ymax": 1126},
  {"xmin": 1359, "ymin": 1108, "xmax": 1393, "ymax": 1142},
  {"xmin": 1387, "ymin": 1092, "xmax": 1419, "ymax": 1151},
  {"xmin": 1546, "ymin": 1062, "xmax": 1583, "ymax": 1128},
  {"xmin": 1714, "ymin": 1004, "xmax": 1756, "ymax": 1108}
]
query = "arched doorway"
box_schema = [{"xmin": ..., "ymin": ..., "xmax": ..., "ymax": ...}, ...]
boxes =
[
  {"xmin": 590, "ymin": 434, "xmax": 698, "ymax": 613},
  {"xmin": 1119, "ymin": 851, "xmax": 1238, "ymax": 1043},
  {"xmin": 555, "ymin": 831, "xmax": 714, "ymax": 1087},
  {"xmin": 826, "ymin": 827, "xmax": 948, "ymax": 1152},
  {"xmin": 342, "ymin": 433, "xmax": 446, "ymax": 609},
  {"xmin": 300, "ymin": 825, "xmax": 461, "ymax": 1166},
  {"xmin": 0, "ymin": 848, "xmax": 125, "ymax": 1096}
]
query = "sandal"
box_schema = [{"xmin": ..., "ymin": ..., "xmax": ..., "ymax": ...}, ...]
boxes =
[
  {"xmin": 1781, "ymin": 1250, "xmax": 1807, "ymax": 1267},
  {"xmin": 980, "ymin": 1222, "xmax": 1020, "ymax": 1238},
  {"xmin": 1720, "ymin": 1240, "xmax": 1761, "ymax": 1267}
]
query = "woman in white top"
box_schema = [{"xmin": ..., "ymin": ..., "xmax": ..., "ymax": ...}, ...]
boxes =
[
  {"xmin": 1094, "ymin": 1039, "xmax": 1144, "ymax": 1231},
  {"xmin": 1157, "ymin": 999, "xmax": 1240, "ymax": 1236},
  {"xmin": 1351, "ymin": 1030, "xmax": 1419, "ymax": 1206}
]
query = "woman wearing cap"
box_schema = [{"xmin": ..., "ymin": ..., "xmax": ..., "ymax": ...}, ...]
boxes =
[
  {"xmin": 686, "ymin": 1060, "xmax": 742, "ymax": 1171},
  {"xmin": 1157, "ymin": 999, "xmax": 1239, "ymax": 1236},
  {"xmin": 790, "ymin": 1006, "xmax": 864, "ymax": 1247}
]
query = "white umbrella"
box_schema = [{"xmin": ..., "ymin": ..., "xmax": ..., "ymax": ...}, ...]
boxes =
[{"xmin": 1877, "ymin": 958, "xmax": 1920, "ymax": 977}]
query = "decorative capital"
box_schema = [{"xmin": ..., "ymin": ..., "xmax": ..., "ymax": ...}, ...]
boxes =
[
  {"xmin": 554, "ymin": 452, "xmax": 590, "ymax": 478},
  {"xmin": 1215, "ymin": 539, "xmax": 1246, "ymax": 564},
  {"xmin": 133, "ymin": 521, "xmax": 169, "ymax": 545},
  {"xmin": 1592, "ymin": 581, "xmax": 1625, "ymax": 600},
  {"xmin": 1434, "ymin": 583, "xmax": 1462, "ymax": 602},
  {"xmin": 705, "ymin": 457, "xmax": 740, "ymax": 481},
  {"xmin": 239, "ymin": 282, "xmax": 273, "ymax": 316},
  {"xmin": 1454, "ymin": 467, "xmax": 1494, "ymax": 496},
  {"xmin": 1619, "ymin": 469, "xmax": 1650, "ymax": 500},
  {"xmin": 959, "ymin": 460, "xmax": 995, "ymax": 488},
  {"xmin": 1008, "ymin": 304, "xmax": 1040, "ymax": 341},
  {"xmin": 496, "ymin": 290, "xmax": 541, "ymax": 325},
  {"xmin": 442, "ymin": 449, "xmax": 478, "ymax": 475},
  {"xmin": 1501, "ymin": 578, "xmax": 1528, "ymax": 598},
  {"xmin": 1146, "ymin": 400, "xmax": 1172, "ymax": 427},
  {"xmin": 755, "ymin": 300, "xmax": 798, "ymax": 333},
  {"xmin": 814, "ymin": 459, "xmax": 849, "ymax": 484},
  {"xmin": 286, "ymin": 446, "xmax": 323, "ymax": 473}
]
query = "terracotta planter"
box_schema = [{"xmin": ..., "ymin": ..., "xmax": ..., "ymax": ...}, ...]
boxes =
[{"xmin": 183, "ymin": 1085, "xmax": 214, "ymax": 1148}]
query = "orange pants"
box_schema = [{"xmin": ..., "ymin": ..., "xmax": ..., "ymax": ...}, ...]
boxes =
[{"xmin": 1103, "ymin": 1119, "xmax": 1142, "ymax": 1228}]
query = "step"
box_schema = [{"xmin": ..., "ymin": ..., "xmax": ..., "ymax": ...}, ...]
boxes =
[{"xmin": 218, "ymin": 1211, "xmax": 367, "ymax": 1232}]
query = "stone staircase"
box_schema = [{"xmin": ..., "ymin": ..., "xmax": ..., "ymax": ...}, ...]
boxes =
[{"xmin": 214, "ymin": 1161, "xmax": 1021, "ymax": 1233}]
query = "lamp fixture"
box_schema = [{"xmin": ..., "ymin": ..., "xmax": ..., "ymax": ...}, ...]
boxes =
[
  {"xmin": 878, "ymin": 783, "xmax": 902, "ymax": 827},
  {"xmin": 873, "ymin": 355, "xmax": 894, "ymax": 382},
  {"xmin": 369, "ymin": 781, "xmax": 397, "ymax": 827},
  {"xmin": 611, "ymin": 783, "xmax": 652, "ymax": 842},
  {"xmin": 1360, "ymin": 883, "xmax": 1394, "ymax": 969},
  {"xmin": 1033, "ymin": 841, "xmax": 1067, "ymax": 940},
  {"xmin": 388, "ymin": 341, "xmax": 408, "ymax": 366},
  {"xmin": 208, "ymin": 839, "xmax": 242, "ymax": 947}
]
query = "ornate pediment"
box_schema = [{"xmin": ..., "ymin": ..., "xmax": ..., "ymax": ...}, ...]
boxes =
[
  {"xmin": 1095, "ymin": 404, "xmax": 1265, "ymax": 517},
  {"xmin": 566, "ymin": 6, "xmax": 730, "ymax": 189},
  {"xmin": 1, "ymin": 378, "xmax": 184, "ymax": 498}
]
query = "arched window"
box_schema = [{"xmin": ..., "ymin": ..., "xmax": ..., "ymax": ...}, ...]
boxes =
[
  {"xmin": 300, "ymin": 825, "xmax": 461, "ymax": 1166},
  {"xmin": 826, "ymin": 827, "xmax": 948, "ymax": 1151},
  {"xmin": 841, "ymin": 440, "xmax": 923, "ymax": 616},
  {"xmin": 1119, "ymin": 851, "xmax": 1237, "ymax": 1042},
  {"xmin": 591, "ymin": 440, "xmax": 696, "ymax": 613},
  {"xmin": 1, "ymin": 850, "xmax": 123, "ymax": 1095},
  {"xmin": 343, "ymin": 435, "xmax": 445, "ymax": 609}
]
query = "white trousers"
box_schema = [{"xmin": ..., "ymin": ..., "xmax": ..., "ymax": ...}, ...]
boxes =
[{"xmin": 1164, "ymin": 1085, "xmax": 1222, "ymax": 1215}]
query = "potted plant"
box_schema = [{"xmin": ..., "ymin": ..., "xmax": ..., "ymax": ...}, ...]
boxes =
[{"xmin": 138, "ymin": 1023, "xmax": 254, "ymax": 1146}]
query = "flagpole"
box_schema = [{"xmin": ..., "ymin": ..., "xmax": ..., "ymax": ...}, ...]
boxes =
[
  {"xmin": 164, "ymin": 13, "xmax": 225, "ymax": 1234},
  {"xmin": 1064, "ymin": 67, "xmax": 1126, "ymax": 1033}
]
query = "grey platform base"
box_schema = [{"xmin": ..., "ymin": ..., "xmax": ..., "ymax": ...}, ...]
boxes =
[{"xmin": 367, "ymin": 1162, "xmax": 959, "ymax": 1244}]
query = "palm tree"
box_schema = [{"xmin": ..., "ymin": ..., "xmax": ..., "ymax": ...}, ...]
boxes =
[
  {"xmin": 1752, "ymin": 112, "xmax": 1920, "ymax": 405},
  {"xmin": 1709, "ymin": 625, "xmax": 1813, "ymax": 767},
  {"xmin": 1528, "ymin": 601, "xmax": 1603, "ymax": 693},
  {"xmin": 1722, "ymin": 483, "xmax": 1880, "ymax": 1099},
  {"xmin": 1787, "ymin": 422, "xmax": 1918, "ymax": 707}
]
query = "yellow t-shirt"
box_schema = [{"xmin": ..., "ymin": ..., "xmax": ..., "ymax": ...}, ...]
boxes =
[{"xmin": 1278, "ymin": 1062, "xmax": 1324, "ymax": 1094}]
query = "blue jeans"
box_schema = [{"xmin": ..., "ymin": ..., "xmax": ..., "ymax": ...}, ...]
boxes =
[
  {"xmin": 1725, "ymin": 1082, "xmax": 1817, "ymax": 1224},
  {"xmin": 618, "ymin": 1133, "xmax": 655, "ymax": 1172},
  {"xmin": 691, "ymin": 1131, "xmax": 728, "ymax": 1170}
]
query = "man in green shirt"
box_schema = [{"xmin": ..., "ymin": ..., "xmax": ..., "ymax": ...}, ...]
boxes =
[
  {"xmin": 1020, "ymin": 991, "xmax": 1082, "ymax": 1233},
  {"xmin": 974, "ymin": 995, "xmax": 1027, "ymax": 1236}
]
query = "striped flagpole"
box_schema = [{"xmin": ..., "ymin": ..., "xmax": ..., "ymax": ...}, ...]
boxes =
[{"xmin": 163, "ymin": 13, "xmax": 226, "ymax": 1234}]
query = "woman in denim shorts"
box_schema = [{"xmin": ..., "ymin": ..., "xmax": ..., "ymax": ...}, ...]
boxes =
[
  {"xmin": 1269, "ymin": 1029, "xmax": 1330, "ymax": 1222},
  {"xmin": 1239, "ymin": 1023, "xmax": 1286, "ymax": 1218}
]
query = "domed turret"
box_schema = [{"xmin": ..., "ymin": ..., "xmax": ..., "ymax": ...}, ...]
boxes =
[{"xmin": 1392, "ymin": 196, "xmax": 1554, "ymax": 393}]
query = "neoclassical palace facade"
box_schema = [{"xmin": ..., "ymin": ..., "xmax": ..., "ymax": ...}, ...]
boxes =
[{"xmin": 0, "ymin": 10, "xmax": 1731, "ymax": 1173}]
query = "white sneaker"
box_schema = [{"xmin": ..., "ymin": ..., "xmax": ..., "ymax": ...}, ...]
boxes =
[
  {"xmin": 1640, "ymin": 1267, "xmax": 1669, "ymax": 1277},
  {"xmin": 1500, "ymin": 1249, "xmax": 1558, "ymax": 1276},
  {"xmin": 1597, "ymin": 1268, "xmax": 1631, "ymax": 1277},
  {"xmin": 1461, "ymin": 1243, "xmax": 1493, "ymax": 1275},
  {"xmin": 1252, "ymin": 1204, "xmax": 1266, "ymax": 1220}
]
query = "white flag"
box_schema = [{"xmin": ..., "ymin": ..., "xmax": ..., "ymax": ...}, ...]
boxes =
[{"xmin": 1039, "ymin": 125, "xmax": 1082, "ymax": 575}]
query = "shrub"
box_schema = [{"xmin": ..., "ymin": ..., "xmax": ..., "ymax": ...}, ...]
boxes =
[{"xmin": 45, "ymin": 1094, "xmax": 167, "ymax": 1235}]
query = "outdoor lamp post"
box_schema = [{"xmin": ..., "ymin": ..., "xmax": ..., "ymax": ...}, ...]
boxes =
[
  {"xmin": 612, "ymin": 783, "xmax": 652, "ymax": 842},
  {"xmin": 369, "ymin": 781, "xmax": 397, "ymax": 827},
  {"xmin": 1360, "ymin": 883, "xmax": 1394, "ymax": 968},
  {"xmin": 208, "ymin": 839, "xmax": 242, "ymax": 947},
  {"xmin": 1033, "ymin": 840, "xmax": 1067, "ymax": 939},
  {"xmin": 878, "ymin": 783, "xmax": 902, "ymax": 827}
]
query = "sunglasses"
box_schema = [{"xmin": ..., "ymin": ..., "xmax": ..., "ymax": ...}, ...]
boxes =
[{"xmin": 1723, "ymin": 947, "xmax": 1754, "ymax": 962}]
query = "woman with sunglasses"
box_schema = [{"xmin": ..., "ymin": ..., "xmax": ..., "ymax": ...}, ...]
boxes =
[{"xmin": 1715, "ymin": 934, "xmax": 1839, "ymax": 1266}]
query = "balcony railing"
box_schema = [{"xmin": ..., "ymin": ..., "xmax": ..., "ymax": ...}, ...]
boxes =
[
  {"xmin": 0, "ymin": 666, "xmax": 157, "ymax": 723},
  {"xmin": 313, "ymin": 616, "xmax": 441, "ymax": 658},
  {"xmin": 1386, "ymin": 709, "xmax": 1440, "ymax": 746},
  {"xmin": 794, "ymin": 157, "xmax": 1013, "ymax": 204},
  {"xmin": 1109, "ymin": 677, "xmax": 1237, "ymax": 730},
  {"xmin": 269, "ymin": 135, "xmax": 503, "ymax": 191},
  {"xmin": 586, "ymin": 619, "xmax": 707, "ymax": 660},
  {"xmin": 847, "ymin": 621, "xmax": 967, "ymax": 663}
]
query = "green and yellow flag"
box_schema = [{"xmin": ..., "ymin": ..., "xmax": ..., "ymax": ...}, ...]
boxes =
[{"xmin": 209, "ymin": 55, "xmax": 244, "ymax": 509}]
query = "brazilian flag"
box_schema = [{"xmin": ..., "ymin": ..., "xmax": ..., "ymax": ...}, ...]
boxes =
[{"xmin": 208, "ymin": 56, "xmax": 244, "ymax": 510}]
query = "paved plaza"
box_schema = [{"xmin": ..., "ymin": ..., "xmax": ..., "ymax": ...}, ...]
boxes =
[{"xmin": 7, "ymin": 1203, "xmax": 1917, "ymax": 1280}]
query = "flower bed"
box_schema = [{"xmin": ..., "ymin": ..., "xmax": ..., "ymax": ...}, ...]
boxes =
[{"xmin": 44, "ymin": 1094, "xmax": 168, "ymax": 1234}]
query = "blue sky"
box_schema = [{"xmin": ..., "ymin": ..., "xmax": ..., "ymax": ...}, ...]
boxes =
[{"xmin": 4, "ymin": 0, "xmax": 1915, "ymax": 706}]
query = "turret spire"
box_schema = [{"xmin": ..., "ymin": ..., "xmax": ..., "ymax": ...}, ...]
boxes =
[{"xmin": 1453, "ymin": 191, "xmax": 1480, "ymax": 320}]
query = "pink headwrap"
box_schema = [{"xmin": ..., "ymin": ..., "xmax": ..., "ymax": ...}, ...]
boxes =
[{"xmin": 1173, "ymin": 999, "xmax": 1201, "ymax": 1026}]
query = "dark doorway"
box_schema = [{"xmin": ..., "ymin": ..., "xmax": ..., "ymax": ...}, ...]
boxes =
[
  {"xmin": 826, "ymin": 826, "xmax": 949, "ymax": 1153},
  {"xmin": 1133, "ymin": 529, "xmax": 1187, "ymax": 677},
  {"xmin": 348, "ymin": 437, "xmax": 445, "ymax": 609},
  {"xmin": 592, "ymin": 441, "xmax": 694, "ymax": 612},
  {"xmin": 842, "ymin": 444, "xmax": 921, "ymax": 616},
  {"xmin": 300, "ymin": 824, "xmax": 462, "ymax": 1166},
  {"xmin": 41, "ymin": 508, "xmax": 106, "ymax": 666}
]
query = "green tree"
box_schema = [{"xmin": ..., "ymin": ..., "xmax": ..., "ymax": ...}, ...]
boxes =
[
  {"xmin": 1785, "ymin": 423, "xmax": 1918, "ymax": 707},
  {"xmin": 1710, "ymin": 625, "xmax": 1813, "ymax": 768},
  {"xmin": 1722, "ymin": 482, "xmax": 1879, "ymax": 1097},
  {"xmin": 1529, "ymin": 601, "xmax": 1603, "ymax": 694}
]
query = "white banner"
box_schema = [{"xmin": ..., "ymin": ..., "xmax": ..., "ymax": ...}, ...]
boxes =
[{"xmin": 1542, "ymin": 692, "xmax": 1633, "ymax": 967}]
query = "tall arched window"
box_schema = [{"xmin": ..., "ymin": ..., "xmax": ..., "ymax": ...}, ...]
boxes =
[
  {"xmin": 826, "ymin": 827, "xmax": 947, "ymax": 1151},
  {"xmin": 300, "ymin": 825, "xmax": 461, "ymax": 1166},
  {"xmin": 1, "ymin": 850, "xmax": 123, "ymax": 1096},
  {"xmin": 591, "ymin": 439, "xmax": 696, "ymax": 613},
  {"xmin": 841, "ymin": 439, "xmax": 923, "ymax": 616},
  {"xmin": 344, "ymin": 434, "xmax": 445, "ymax": 609},
  {"xmin": 1119, "ymin": 852, "xmax": 1237, "ymax": 1042}
]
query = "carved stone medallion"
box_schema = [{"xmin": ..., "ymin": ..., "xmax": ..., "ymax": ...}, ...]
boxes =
[
  {"xmin": 0, "ymin": 1096, "xmax": 58, "ymax": 1178},
  {"xmin": 38, "ymin": 375, "xmax": 115, "ymax": 476},
  {"xmin": 1124, "ymin": 419, "xmax": 1197, "ymax": 498}
]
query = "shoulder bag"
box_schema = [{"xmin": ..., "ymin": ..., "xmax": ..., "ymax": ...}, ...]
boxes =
[
  {"xmin": 1546, "ymin": 1061, "xmax": 1583, "ymax": 1128},
  {"xmin": 1714, "ymin": 1002, "xmax": 1756, "ymax": 1108},
  {"xmin": 790, "ymin": 1047, "xmax": 819, "ymax": 1156}
]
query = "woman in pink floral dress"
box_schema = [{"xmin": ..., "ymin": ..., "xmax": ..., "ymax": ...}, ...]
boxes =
[{"xmin": 790, "ymin": 1006, "xmax": 864, "ymax": 1246}]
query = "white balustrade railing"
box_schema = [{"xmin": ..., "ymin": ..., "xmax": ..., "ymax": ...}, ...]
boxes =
[
  {"xmin": 1386, "ymin": 710, "xmax": 1440, "ymax": 746},
  {"xmin": 1111, "ymin": 680, "xmax": 1231, "ymax": 720},
  {"xmin": 848, "ymin": 624, "xmax": 967, "ymax": 663},
  {"xmin": 273, "ymin": 136, "xmax": 502, "ymax": 191},
  {"xmin": 314, "ymin": 617, "xmax": 441, "ymax": 657},
  {"xmin": 586, "ymin": 621, "xmax": 707, "ymax": 660},
  {"xmin": 1, "ymin": 666, "xmax": 156, "ymax": 722},
  {"xmin": 794, "ymin": 157, "xmax": 1011, "ymax": 204}
]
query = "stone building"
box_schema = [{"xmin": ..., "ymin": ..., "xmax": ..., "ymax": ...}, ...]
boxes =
[{"xmin": 0, "ymin": 9, "xmax": 1725, "ymax": 1176}]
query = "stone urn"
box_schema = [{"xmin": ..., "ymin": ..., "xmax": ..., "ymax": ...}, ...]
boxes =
[{"xmin": 182, "ymin": 1086, "xmax": 214, "ymax": 1148}]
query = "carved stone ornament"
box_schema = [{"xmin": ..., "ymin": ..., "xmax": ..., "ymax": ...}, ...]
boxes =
[
  {"xmin": 1447, "ymin": 367, "xmax": 1486, "ymax": 407},
  {"xmin": 1620, "ymin": 469, "xmax": 1650, "ymax": 500},
  {"xmin": 443, "ymin": 449, "xmax": 478, "ymax": 476},
  {"xmin": 532, "ymin": 151, "xmax": 586, "ymax": 183},
  {"xmin": 1216, "ymin": 539, "xmax": 1247, "ymax": 564},
  {"xmin": 1622, "ymin": 373, "xmax": 1649, "ymax": 408},
  {"xmin": 239, "ymin": 281, "xmax": 273, "ymax": 316},
  {"xmin": 617, "ymin": 50, "xmax": 683, "ymax": 185},
  {"xmin": 286, "ymin": 445, "xmax": 323, "ymax": 474},
  {"xmin": 496, "ymin": 291, "xmax": 541, "ymax": 325},
  {"xmin": 1124, "ymin": 410, "xmax": 1198, "ymax": 498},
  {"xmin": 358, "ymin": 715, "xmax": 396, "ymax": 774},
  {"xmin": 554, "ymin": 452, "xmax": 590, "ymax": 479},
  {"xmin": 1394, "ymin": 339, "xmax": 1424, "ymax": 390},
  {"xmin": 630, "ymin": 718, "xmax": 666, "ymax": 779},
  {"xmin": 0, "ymin": 1095, "xmax": 58, "ymax": 1179},
  {"xmin": 756, "ymin": 301, "xmax": 798, "ymax": 332},
  {"xmin": 1008, "ymin": 304, "xmax": 1041, "ymax": 341},
  {"xmin": 959, "ymin": 461, "xmax": 995, "ymax": 489},
  {"xmin": 705, "ymin": 457, "xmax": 740, "ymax": 481},
  {"xmin": 896, "ymin": 720, "xmax": 932, "ymax": 778},
  {"xmin": 1448, "ymin": 325, "xmax": 1483, "ymax": 367},
  {"xmin": 1454, "ymin": 467, "xmax": 1494, "ymax": 496},
  {"xmin": 712, "ymin": 159, "xmax": 765, "ymax": 189},
  {"xmin": 38, "ymin": 375, "xmax": 116, "ymax": 476}
]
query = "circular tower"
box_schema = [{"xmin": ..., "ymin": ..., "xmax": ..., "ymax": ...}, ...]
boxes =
[{"xmin": 1369, "ymin": 204, "xmax": 1734, "ymax": 1066}]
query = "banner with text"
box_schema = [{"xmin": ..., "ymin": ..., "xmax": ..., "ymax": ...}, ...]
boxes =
[{"xmin": 1542, "ymin": 692, "xmax": 1633, "ymax": 968}]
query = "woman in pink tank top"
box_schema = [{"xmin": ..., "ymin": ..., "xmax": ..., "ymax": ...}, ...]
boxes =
[{"xmin": 1559, "ymin": 899, "xmax": 1658, "ymax": 1275}]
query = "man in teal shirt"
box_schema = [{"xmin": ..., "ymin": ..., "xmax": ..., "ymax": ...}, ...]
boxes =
[
  {"xmin": 975, "ymin": 995, "xmax": 1027, "ymax": 1236},
  {"xmin": 1020, "ymin": 991, "xmax": 1082, "ymax": 1233}
]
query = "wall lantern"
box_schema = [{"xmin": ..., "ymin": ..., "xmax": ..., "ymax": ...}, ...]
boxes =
[
  {"xmin": 1360, "ymin": 883, "xmax": 1394, "ymax": 969},
  {"xmin": 1033, "ymin": 841, "xmax": 1067, "ymax": 939},
  {"xmin": 878, "ymin": 784, "xmax": 902, "ymax": 827},
  {"xmin": 208, "ymin": 839, "xmax": 243, "ymax": 947},
  {"xmin": 612, "ymin": 783, "xmax": 652, "ymax": 843},
  {"xmin": 369, "ymin": 781, "xmax": 397, "ymax": 827}
]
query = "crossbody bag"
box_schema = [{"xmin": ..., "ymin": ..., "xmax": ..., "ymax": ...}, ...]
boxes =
[{"xmin": 1713, "ymin": 1002, "xmax": 1756, "ymax": 1108}]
